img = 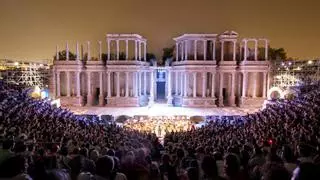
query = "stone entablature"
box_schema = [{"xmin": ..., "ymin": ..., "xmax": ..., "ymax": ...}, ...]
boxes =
[{"xmin": 52, "ymin": 31, "xmax": 270, "ymax": 108}]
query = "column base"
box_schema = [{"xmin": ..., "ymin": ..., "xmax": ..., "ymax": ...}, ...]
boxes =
[
  {"xmin": 167, "ymin": 96, "xmax": 173, "ymax": 105},
  {"xmin": 229, "ymin": 95, "xmax": 236, "ymax": 107},
  {"xmin": 87, "ymin": 95, "xmax": 93, "ymax": 106},
  {"xmin": 78, "ymin": 96, "xmax": 85, "ymax": 106},
  {"xmin": 218, "ymin": 96, "xmax": 224, "ymax": 107},
  {"xmin": 99, "ymin": 96, "xmax": 105, "ymax": 106},
  {"xmin": 148, "ymin": 96, "xmax": 154, "ymax": 106}
]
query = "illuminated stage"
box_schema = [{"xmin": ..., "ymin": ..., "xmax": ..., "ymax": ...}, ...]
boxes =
[{"xmin": 68, "ymin": 103, "xmax": 259, "ymax": 117}]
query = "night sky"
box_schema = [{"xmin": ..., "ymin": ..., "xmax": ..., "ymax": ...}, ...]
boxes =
[{"xmin": 0, "ymin": 0, "xmax": 319, "ymax": 62}]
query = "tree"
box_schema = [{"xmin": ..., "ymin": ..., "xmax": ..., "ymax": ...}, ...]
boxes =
[
  {"xmin": 146, "ymin": 53, "xmax": 156, "ymax": 62},
  {"xmin": 269, "ymin": 47, "xmax": 287, "ymax": 61},
  {"xmin": 54, "ymin": 50, "xmax": 76, "ymax": 60},
  {"xmin": 161, "ymin": 46, "xmax": 175, "ymax": 65}
]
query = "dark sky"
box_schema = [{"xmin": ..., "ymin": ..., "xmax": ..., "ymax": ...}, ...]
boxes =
[{"xmin": 0, "ymin": 0, "xmax": 319, "ymax": 62}]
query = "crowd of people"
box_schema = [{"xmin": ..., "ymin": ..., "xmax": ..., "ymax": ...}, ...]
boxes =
[
  {"xmin": 123, "ymin": 116, "xmax": 193, "ymax": 137},
  {"xmin": 1, "ymin": 80, "xmax": 320, "ymax": 179}
]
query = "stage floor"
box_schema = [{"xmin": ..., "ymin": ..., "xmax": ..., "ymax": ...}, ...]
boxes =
[{"xmin": 68, "ymin": 103, "xmax": 259, "ymax": 117}]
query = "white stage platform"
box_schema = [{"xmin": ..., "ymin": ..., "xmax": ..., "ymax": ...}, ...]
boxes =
[{"xmin": 68, "ymin": 103, "xmax": 259, "ymax": 117}]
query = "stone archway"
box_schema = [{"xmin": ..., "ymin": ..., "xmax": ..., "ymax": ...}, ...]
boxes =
[{"xmin": 267, "ymin": 87, "xmax": 283, "ymax": 100}]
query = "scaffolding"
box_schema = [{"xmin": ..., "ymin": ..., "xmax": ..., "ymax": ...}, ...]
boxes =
[
  {"xmin": 271, "ymin": 59, "xmax": 320, "ymax": 89},
  {"xmin": 0, "ymin": 59, "xmax": 50, "ymax": 89}
]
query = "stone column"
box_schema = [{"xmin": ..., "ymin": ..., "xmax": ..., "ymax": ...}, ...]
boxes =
[
  {"xmin": 149, "ymin": 70, "xmax": 155, "ymax": 105},
  {"xmin": 184, "ymin": 72, "xmax": 188, "ymax": 97},
  {"xmin": 66, "ymin": 71, "xmax": 70, "ymax": 97},
  {"xmin": 221, "ymin": 41, "xmax": 224, "ymax": 61},
  {"xmin": 252, "ymin": 72, "xmax": 257, "ymax": 98},
  {"xmin": 125, "ymin": 40, "xmax": 129, "ymax": 60},
  {"xmin": 181, "ymin": 42, "xmax": 184, "ymax": 60},
  {"xmin": 175, "ymin": 71, "xmax": 179, "ymax": 95},
  {"xmin": 193, "ymin": 72, "xmax": 197, "ymax": 98},
  {"xmin": 116, "ymin": 40, "xmax": 120, "ymax": 60},
  {"xmin": 265, "ymin": 40, "xmax": 268, "ymax": 60},
  {"xmin": 184, "ymin": 41, "xmax": 188, "ymax": 60},
  {"xmin": 144, "ymin": 71, "xmax": 147, "ymax": 95},
  {"xmin": 125, "ymin": 72, "xmax": 129, "ymax": 97},
  {"xmin": 219, "ymin": 72, "xmax": 224, "ymax": 107},
  {"xmin": 202, "ymin": 72, "xmax": 206, "ymax": 97},
  {"xmin": 99, "ymin": 72, "xmax": 104, "ymax": 106},
  {"xmin": 107, "ymin": 72, "xmax": 111, "ymax": 97},
  {"xmin": 66, "ymin": 42, "xmax": 69, "ymax": 61},
  {"xmin": 212, "ymin": 39, "xmax": 216, "ymax": 60},
  {"xmin": 203, "ymin": 40, "xmax": 207, "ymax": 60},
  {"xmin": 254, "ymin": 40, "xmax": 258, "ymax": 61},
  {"xmin": 167, "ymin": 70, "xmax": 173, "ymax": 104},
  {"xmin": 98, "ymin": 41, "xmax": 102, "ymax": 61},
  {"xmin": 229, "ymin": 73, "xmax": 236, "ymax": 106},
  {"xmin": 87, "ymin": 41, "xmax": 91, "ymax": 61},
  {"xmin": 242, "ymin": 72, "xmax": 247, "ymax": 98},
  {"xmin": 135, "ymin": 40, "xmax": 138, "ymax": 60},
  {"xmin": 52, "ymin": 69, "xmax": 56, "ymax": 97},
  {"xmin": 57, "ymin": 71, "xmax": 61, "ymax": 96},
  {"xmin": 76, "ymin": 72, "xmax": 81, "ymax": 97},
  {"xmin": 243, "ymin": 40, "xmax": 248, "ymax": 61},
  {"xmin": 134, "ymin": 72, "xmax": 138, "ymax": 97},
  {"xmin": 116, "ymin": 72, "xmax": 120, "ymax": 97},
  {"xmin": 144, "ymin": 42, "xmax": 147, "ymax": 61},
  {"xmin": 233, "ymin": 41, "xmax": 236, "ymax": 61},
  {"xmin": 180, "ymin": 72, "xmax": 183, "ymax": 96},
  {"xmin": 87, "ymin": 72, "xmax": 92, "ymax": 106},
  {"xmin": 139, "ymin": 41, "xmax": 142, "ymax": 61},
  {"xmin": 175, "ymin": 42, "xmax": 179, "ymax": 61},
  {"xmin": 56, "ymin": 45, "xmax": 59, "ymax": 60},
  {"xmin": 211, "ymin": 72, "xmax": 215, "ymax": 98},
  {"xmin": 107, "ymin": 40, "xmax": 111, "ymax": 60},
  {"xmin": 194, "ymin": 40, "xmax": 197, "ymax": 60},
  {"xmin": 139, "ymin": 72, "xmax": 142, "ymax": 96},
  {"xmin": 263, "ymin": 72, "xmax": 267, "ymax": 98},
  {"xmin": 76, "ymin": 42, "xmax": 80, "ymax": 61}
]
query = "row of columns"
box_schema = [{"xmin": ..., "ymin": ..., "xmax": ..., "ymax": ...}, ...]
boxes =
[
  {"xmin": 176, "ymin": 39, "xmax": 216, "ymax": 61},
  {"xmin": 175, "ymin": 39, "xmax": 269, "ymax": 61},
  {"xmin": 167, "ymin": 71, "xmax": 268, "ymax": 101},
  {"xmin": 54, "ymin": 70, "xmax": 154, "ymax": 105},
  {"xmin": 56, "ymin": 39, "xmax": 147, "ymax": 61},
  {"xmin": 107, "ymin": 39, "xmax": 147, "ymax": 61}
]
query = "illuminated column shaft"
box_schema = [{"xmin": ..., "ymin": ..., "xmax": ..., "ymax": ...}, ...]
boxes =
[
  {"xmin": 144, "ymin": 71, "xmax": 147, "ymax": 95},
  {"xmin": 57, "ymin": 72, "xmax": 61, "ymax": 96},
  {"xmin": 233, "ymin": 41, "xmax": 236, "ymax": 61},
  {"xmin": 244, "ymin": 40, "xmax": 248, "ymax": 61},
  {"xmin": 138, "ymin": 41, "xmax": 142, "ymax": 60},
  {"xmin": 194, "ymin": 40, "xmax": 197, "ymax": 60},
  {"xmin": 107, "ymin": 40, "xmax": 111, "ymax": 60},
  {"xmin": 56, "ymin": 45, "xmax": 59, "ymax": 60},
  {"xmin": 180, "ymin": 72, "xmax": 183, "ymax": 96},
  {"xmin": 76, "ymin": 42, "xmax": 80, "ymax": 61},
  {"xmin": 167, "ymin": 70, "xmax": 172, "ymax": 98},
  {"xmin": 242, "ymin": 72, "xmax": 247, "ymax": 97},
  {"xmin": 221, "ymin": 41, "xmax": 224, "ymax": 61},
  {"xmin": 116, "ymin": 40, "xmax": 120, "ymax": 60},
  {"xmin": 254, "ymin": 40, "xmax": 258, "ymax": 61},
  {"xmin": 263, "ymin": 72, "xmax": 267, "ymax": 98},
  {"xmin": 76, "ymin": 72, "xmax": 81, "ymax": 97},
  {"xmin": 66, "ymin": 42, "xmax": 69, "ymax": 61},
  {"xmin": 252, "ymin": 72, "xmax": 257, "ymax": 98},
  {"xmin": 202, "ymin": 72, "xmax": 206, "ymax": 97},
  {"xmin": 184, "ymin": 41, "xmax": 188, "ymax": 60},
  {"xmin": 150, "ymin": 71, "xmax": 154, "ymax": 98},
  {"xmin": 219, "ymin": 72, "xmax": 224, "ymax": 105},
  {"xmin": 144, "ymin": 42, "xmax": 147, "ymax": 61},
  {"xmin": 175, "ymin": 43, "xmax": 179, "ymax": 61},
  {"xmin": 139, "ymin": 72, "xmax": 142, "ymax": 96},
  {"xmin": 107, "ymin": 72, "xmax": 111, "ymax": 97},
  {"xmin": 125, "ymin": 72, "xmax": 129, "ymax": 97},
  {"xmin": 53, "ymin": 69, "xmax": 56, "ymax": 97},
  {"xmin": 134, "ymin": 72, "xmax": 138, "ymax": 97},
  {"xmin": 125, "ymin": 40, "xmax": 129, "ymax": 60},
  {"xmin": 116, "ymin": 72, "xmax": 120, "ymax": 97},
  {"xmin": 87, "ymin": 72, "xmax": 91, "ymax": 96},
  {"xmin": 87, "ymin": 41, "xmax": 91, "ymax": 61},
  {"xmin": 184, "ymin": 73, "xmax": 188, "ymax": 97},
  {"xmin": 135, "ymin": 40, "xmax": 138, "ymax": 60},
  {"xmin": 99, "ymin": 71, "xmax": 104, "ymax": 106},
  {"xmin": 212, "ymin": 40, "xmax": 216, "ymax": 60},
  {"xmin": 98, "ymin": 41, "xmax": 102, "ymax": 61},
  {"xmin": 66, "ymin": 71, "xmax": 70, "ymax": 97},
  {"xmin": 193, "ymin": 72, "xmax": 197, "ymax": 98},
  {"xmin": 175, "ymin": 71, "xmax": 178, "ymax": 95},
  {"xmin": 265, "ymin": 40, "xmax": 268, "ymax": 60},
  {"xmin": 181, "ymin": 42, "xmax": 184, "ymax": 60},
  {"xmin": 203, "ymin": 40, "xmax": 207, "ymax": 60},
  {"xmin": 211, "ymin": 72, "xmax": 215, "ymax": 98}
]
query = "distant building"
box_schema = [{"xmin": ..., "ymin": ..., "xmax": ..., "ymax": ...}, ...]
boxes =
[{"xmin": 52, "ymin": 31, "xmax": 270, "ymax": 108}]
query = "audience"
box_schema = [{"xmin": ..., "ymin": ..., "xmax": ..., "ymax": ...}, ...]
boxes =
[{"xmin": 1, "ymin": 80, "xmax": 320, "ymax": 179}]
